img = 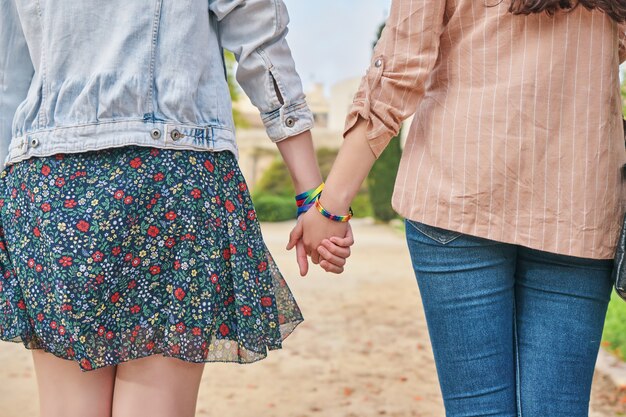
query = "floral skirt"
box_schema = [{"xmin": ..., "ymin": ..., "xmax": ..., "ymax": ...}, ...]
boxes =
[{"xmin": 0, "ymin": 146, "xmax": 302, "ymax": 371}]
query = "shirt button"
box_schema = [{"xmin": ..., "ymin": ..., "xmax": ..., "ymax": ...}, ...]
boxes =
[
  {"xmin": 374, "ymin": 58, "xmax": 383, "ymax": 68},
  {"xmin": 285, "ymin": 117, "xmax": 296, "ymax": 128},
  {"xmin": 151, "ymin": 129, "xmax": 161, "ymax": 139},
  {"xmin": 30, "ymin": 138, "xmax": 40, "ymax": 148},
  {"xmin": 171, "ymin": 129, "xmax": 183, "ymax": 141}
]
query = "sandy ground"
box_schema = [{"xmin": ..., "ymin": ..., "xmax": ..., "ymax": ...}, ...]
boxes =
[{"xmin": 0, "ymin": 219, "xmax": 625, "ymax": 417}]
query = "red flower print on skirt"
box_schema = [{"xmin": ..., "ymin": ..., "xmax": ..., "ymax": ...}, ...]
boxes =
[
  {"xmin": 76, "ymin": 220, "xmax": 90, "ymax": 232},
  {"xmin": 0, "ymin": 147, "xmax": 302, "ymax": 371},
  {"xmin": 174, "ymin": 288, "xmax": 186, "ymax": 301}
]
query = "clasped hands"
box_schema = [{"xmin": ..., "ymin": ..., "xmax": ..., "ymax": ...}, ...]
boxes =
[{"xmin": 286, "ymin": 205, "xmax": 354, "ymax": 276}]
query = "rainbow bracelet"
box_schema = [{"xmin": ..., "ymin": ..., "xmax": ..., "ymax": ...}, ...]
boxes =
[
  {"xmin": 314, "ymin": 199, "xmax": 353, "ymax": 222},
  {"xmin": 295, "ymin": 183, "xmax": 325, "ymax": 218}
]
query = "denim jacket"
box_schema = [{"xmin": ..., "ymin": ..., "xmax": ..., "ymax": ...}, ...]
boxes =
[{"xmin": 0, "ymin": 0, "xmax": 314, "ymax": 168}]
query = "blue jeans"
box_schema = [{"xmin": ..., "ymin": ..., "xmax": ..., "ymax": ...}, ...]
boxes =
[{"xmin": 405, "ymin": 220, "xmax": 614, "ymax": 417}]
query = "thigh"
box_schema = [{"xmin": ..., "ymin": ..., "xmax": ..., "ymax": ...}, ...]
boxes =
[
  {"xmin": 112, "ymin": 355, "xmax": 205, "ymax": 417},
  {"xmin": 515, "ymin": 247, "xmax": 613, "ymax": 417},
  {"xmin": 405, "ymin": 220, "xmax": 518, "ymax": 417},
  {"xmin": 32, "ymin": 350, "xmax": 117, "ymax": 417}
]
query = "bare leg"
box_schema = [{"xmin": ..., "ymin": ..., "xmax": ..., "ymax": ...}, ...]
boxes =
[
  {"xmin": 32, "ymin": 350, "xmax": 117, "ymax": 417},
  {"xmin": 112, "ymin": 355, "xmax": 205, "ymax": 417}
]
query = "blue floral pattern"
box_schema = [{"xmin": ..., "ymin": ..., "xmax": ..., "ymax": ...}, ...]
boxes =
[{"xmin": 0, "ymin": 146, "xmax": 302, "ymax": 371}]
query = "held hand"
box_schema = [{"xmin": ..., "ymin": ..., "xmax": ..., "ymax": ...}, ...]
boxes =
[
  {"xmin": 317, "ymin": 224, "xmax": 354, "ymax": 274},
  {"xmin": 287, "ymin": 211, "xmax": 352, "ymax": 275},
  {"xmin": 298, "ymin": 207, "xmax": 350, "ymax": 265}
]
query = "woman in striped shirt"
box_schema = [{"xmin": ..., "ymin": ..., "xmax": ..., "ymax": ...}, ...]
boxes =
[{"xmin": 290, "ymin": 0, "xmax": 626, "ymax": 415}]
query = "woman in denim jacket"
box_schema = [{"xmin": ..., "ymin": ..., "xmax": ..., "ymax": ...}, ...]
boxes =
[{"xmin": 0, "ymin": 0, "xmax": 351, "ymax": 415}]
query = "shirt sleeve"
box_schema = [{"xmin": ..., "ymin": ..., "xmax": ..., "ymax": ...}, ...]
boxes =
[
  {"xmin": 209, "ymin": 0, "xmax": 313, "ymax": 143},
  {"xmin": 0, "ymin": 0, "xmax": 34, "ymax": 167},
  {"xmin": 617, "ymin": 23, "xmax": 626, "ymax": 63},
  {"xmin": 343, "ymin": 0, "xmax": 447, "ymax": 158}
]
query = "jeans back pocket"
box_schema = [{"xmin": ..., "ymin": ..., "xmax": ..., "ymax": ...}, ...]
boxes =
[{"xmin": 406, "ymin": 220, "xmax": 463, "ymax": 245}]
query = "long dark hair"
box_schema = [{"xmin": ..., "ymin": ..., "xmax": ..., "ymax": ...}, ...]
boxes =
[{"xmin": 508, "ymin": 0, "xmax": 626, "ymax": 22}]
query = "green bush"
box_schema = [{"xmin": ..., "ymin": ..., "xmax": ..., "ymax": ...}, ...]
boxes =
[
  {"xmin": 251, "ymin": 156, "xmax": 298, "ymax": 222},
  {"xmin": 251, "ymin": 194, "xmax": 294, "ymax": 222},
  {"xmin": 602, "ymin": 294, "xmax": 626, "ymax": 360},
  {"xmin": 252, "ymin": 147, "xmax": 376, "ymax": 222},
  {"xmin": 254, "ymin": 159, "xmax": 294, "ymax": 198},
  {"xmin": 351, "ymin": 192, "xmax": 373, "ymax": 219},
  {"xmin": 367, "ymin": 131, "xmax": 401, "ymax": 222},
  {"xmin": 316, "ymin": 147, "xmax": 339, "ymax": 176}
]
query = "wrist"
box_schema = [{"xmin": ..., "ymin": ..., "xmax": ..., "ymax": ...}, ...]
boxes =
[
  {"xmin": 317, "ymin": 190, "xmax": 352, "ymax": 214},
  {"xmin": 314, "ymin": 198, "xmax": 353, "ymax": 223},
  {"xmin": 275, "ymin": 129, "xmax": 323, "ymax": 194},
  {"xmin": 295, "ymin": 182, "xmax": 325, "ymax": 218},
  {"xmin": 317, "ymin": 196, "xmax": 352, "ymax": 218}
]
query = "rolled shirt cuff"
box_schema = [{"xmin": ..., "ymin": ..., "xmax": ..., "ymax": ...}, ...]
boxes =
[{"xmin": 343, "ymin": 99, "xmax": 398, "ymax": 159}]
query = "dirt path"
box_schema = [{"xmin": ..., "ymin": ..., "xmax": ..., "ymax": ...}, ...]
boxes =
[{"xmin": 0, "ymin": 220, "xmax": 623, "ymax": 416}]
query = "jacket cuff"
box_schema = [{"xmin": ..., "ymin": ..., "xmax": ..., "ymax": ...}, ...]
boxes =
[{"xmin": 261, "ymin": 100, "xmax": 314, "ymax": 142}]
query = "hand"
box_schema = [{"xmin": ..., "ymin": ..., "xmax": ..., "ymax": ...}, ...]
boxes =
[
  {"xmin": 287, "ymin": 216, "xmax": 353, "ymax": 276},
  {"xmin": 317, "ymin": 226, "xmax": 354, "ymax": 274},
  {"xmin": 288, "ymin": 205, "xmax": 350, "ymax": 259}
]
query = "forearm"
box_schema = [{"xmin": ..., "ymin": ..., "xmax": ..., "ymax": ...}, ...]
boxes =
[
  {"xmin": 319, "ymin": 118, "xmax": 376, "ymax": 214},
  {"xmin": 276, "ymin": 130, "xmax": 323, "ymax": 194}
]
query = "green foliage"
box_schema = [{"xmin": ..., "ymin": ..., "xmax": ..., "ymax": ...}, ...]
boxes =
[
  {"xmin": 224, "ymin": 52, "xmax": 239, "ymax": 100},
  {"xmin": 367, "ymin": 131, "xmax": 402, "ymax": 222},
  {"xmin": 602, "ymin": 294, "xmax": 626, "ymax": 360},
  {"xmin": 316, "ymin": 147, "xmax": 339, "ymax": 177},
  {"xmin": 351, "ymin": 192, "xmax": 373, "ymax": 219},
  {"xmin": 252, "ymin": 194, "xmax": 295, "ymax": 222},
  {"xmin": 252, "ymin": 148, "xmax": 373, "ymax": 221},
  {"xmin": 253, "ymin": 147, "xmax": 341, "ymax": 199},
  {"xmin": 254, "ymin": 159, "xmax": 295, "ymax": 198},
  {"xmin": 224, "ymin": 51, "xmax": 248, "ymax": 129}
]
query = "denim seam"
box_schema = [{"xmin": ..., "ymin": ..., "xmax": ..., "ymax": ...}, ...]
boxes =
[
  {"xmin": 147, "ymin": 0, "xmax": 164, "ymax": 115},
  {"xmin": 514, "ymin": 298, "xmax": 522, "ymax": 417},
  {"xmin": 18, "ymin": 119, "xmax": 233, "ymax": 136},
  {"xmin": 254, "ymin": 47, "xmax": 297, "ymax": 114},
  {"xmin": 260, "ymin": 101, "xmax": 309, "ymax": 123},
  {"xmin": 271, "ymin": 0, "xmax": 281, "ymax": 39},
  {"xmin": 405, "ymin": 219, "xmax": 463, "ymax": 245},
  {"xmin": 34, "ymin": 0, "xmax": 47, "ymax": 128}
]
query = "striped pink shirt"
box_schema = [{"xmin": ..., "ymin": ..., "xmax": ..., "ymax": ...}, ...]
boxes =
[{"xmin": 345, "ymin": 0, "xmax": 626, "ymax": 259}]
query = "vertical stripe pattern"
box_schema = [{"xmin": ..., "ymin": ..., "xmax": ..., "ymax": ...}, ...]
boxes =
[{"xmin": 344, "ymin": 1, "xmax": 626, "ymax": 259}]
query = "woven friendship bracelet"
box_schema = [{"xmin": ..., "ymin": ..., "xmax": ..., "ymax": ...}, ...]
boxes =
[
  {"xmin": 295, "ymin": 183, "xmax": 325, "ymax": 218},
  {"xmin": 314, "ymin": 199, "xmax": 353, "ymax": 222}
]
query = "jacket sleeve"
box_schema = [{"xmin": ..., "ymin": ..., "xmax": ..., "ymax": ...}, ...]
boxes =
[
  {"xmin": 0, "ymin": 0, "xmax": 34, "ymax": 168},
  {"xmin": 209, "ymin": 0, "xmax": 313, "ymax": 142},
  {"xmin": 343, "ymin": 0, "xmax": 446, "ymax": 158}
]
